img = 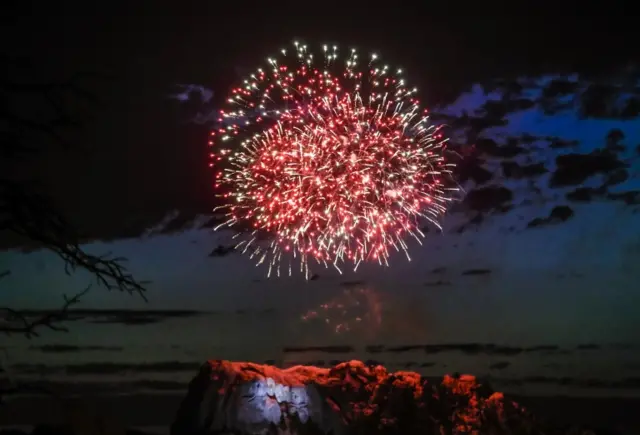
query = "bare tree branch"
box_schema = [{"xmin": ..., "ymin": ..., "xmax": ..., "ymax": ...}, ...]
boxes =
[
  {"xmin": 0, "ymin": 180, "xmax": 149, "ymax": 300},
  {"xmin": 0, "ymin": 283, "xmax": 93, "ymax": 405},
  {"xmin": 0, "ymin": 56, "xmax": 148, "ymax": 300},
  {"xmin": 0, "ymin": 285, "xmax": 91, "ymax": 339},
  {"xmin": 1, "ymin": 57, "xmax": 113, "ymax": 158},
  {"xmin": 0, "ymin": 55, "xmax": 149, "ymax": 403}
]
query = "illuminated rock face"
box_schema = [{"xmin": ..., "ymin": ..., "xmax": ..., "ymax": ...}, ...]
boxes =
[
  {"xmin": 171, "ymin": 360, "xmax": 544, "ymax": 435},
  {"xmin": 230, "ymin": 379, "xmax": 324, "ymax": 431}
]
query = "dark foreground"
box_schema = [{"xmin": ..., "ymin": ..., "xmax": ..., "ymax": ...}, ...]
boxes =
[
  {"xmin": 2, "ymin": 393, "xmax": 640, "ymax": 434},
  {"xmin": 4, "ymin": 359, "xmax": 640, "ymax": 435}
]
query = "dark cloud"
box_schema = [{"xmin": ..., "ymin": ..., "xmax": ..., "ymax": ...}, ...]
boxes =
[
  {"xmin": 501, "ymin": 161, "xmax": 547, "ymax": 179},
  {"xmin": 455, "ymin": 156, "xmax": 493, "ymax": 185},
  {"xmin": 523, "ymin": 345, "xmax": 559, "ymax": 352},
  {"xmin": 542, "ymin": 79, "xmax": 579, "ymax": 99},
  {"xmin": 423, "ymin": 280, "xmax": 452, "ymax": 287},
  {"xmin": 234, "ymin": 308, "xmax": 275, "ymax": 315},
  {"xmin": 2, "ymin": 8, "xmax": 638, "ymax": 248},
  {"xmin": 489, "ymin": 361, "xmax": 511, "ymax": 370},
  {"xmin": 526, "ymin": 205, "xmax": 574, "ymax": 229},
  {"xmin": 386, "ymin": 345, "xmax": 423, "ymax": 353},
  {"xmin": 501, "ymin": 376, "xmax": 640, "ymax": 390},
  {"xmin": 566, "ymin": 186, "xmax": 606, "ymax": 202},
  {"xmin": 364, "ymin": 343, "xmax": 569, "ymax": 356},
  {"xmin": 550, "ymin": 151, "xmax": 626, "ymax": 188},
  {"xmin": 339, "ymin": 280, "xmax": 366, "ymax": 288},
  {"xmin": 608, "ymin": 190, "xmax": 640, "ymax": 206},
  {"xmin": 475, "ymin": 138, "xmax": 527, "ymax": 159},
  {"xmin": 576, "ymin": 344, "xmax": 600, "ymax": 350},
  {"xmin": 29, "ymin": 344, "xmax": 123, "ymax": 353},
  {"xmin": 208, "ymin": 245, "xmax": 235, "ymax": 257},
  {"xmin": 461, "ymin": 269, "xmax": 492, "ymax": 276},
  {"xmin": 10, "ymin": 309, "xmax": 207, "ymax": 327},
  {"xmin": 481, "ymin": 98, "xmax": 535, "ymax": 119},
  {"xmin": 12, "ymin": 361, "xmax": 202, "ymax": 375},
  {"xmin": 282, "ymin": 346, "xmax": 354, "ymax": 354},
  {"xmin": 88, "ymin": 317, "xmax": 163, "ymax": 326},
  {"xmin": 169, "ymin": 84, "xmax": 214, "ymax": 105},
  {"xmin": 580, "ymin": 84, "xmax": 625, "ymax": 119},
  {"xmin": 4, "ymin": 379, "xmax": 187, "ymax": 395},
  {"xmin": 549, "ymin": 137, "xmax": 579, "ymax": 149},
  {"xmin": 156, "ymin": 211, "xmax": 204, "ymax": 235},
  {"xmin": 463, "ymin": 186, "xmax": 513, "ymax": 213}
]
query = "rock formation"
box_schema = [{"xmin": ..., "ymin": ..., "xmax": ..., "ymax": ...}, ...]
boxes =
[{"xmin": 171, "ymin": 360, "xmax": 558, "ymax": 435}]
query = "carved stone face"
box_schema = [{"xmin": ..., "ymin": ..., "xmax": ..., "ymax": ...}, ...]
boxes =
[{"xmin": 238, "ymin": 377, "xmax": 314, "ymax": 425}]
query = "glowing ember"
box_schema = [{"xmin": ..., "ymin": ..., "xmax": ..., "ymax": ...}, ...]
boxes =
[
  {"xmin": 211, "ymin": 41, "xmax": 458, "ymax": 278},
  {"xmin": 300, "ymin": 287, "xmax": 382, "ymax": 335}
]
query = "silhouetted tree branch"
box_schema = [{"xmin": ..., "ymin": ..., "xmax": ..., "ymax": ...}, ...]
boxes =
[
  {"xmin": 0, "ymin": 54, "xmax": 112, "ymax": 159},
  {"xmin": 0, "ymin": 284, "xmax": 91, "ymax": 338},
  {"xmin": 0, "ymin": 179, "xmax": 148, "ymax": 298},
  {"xmin": 0, "ymin": 55, "xmax": 148, "ymax": 402}
]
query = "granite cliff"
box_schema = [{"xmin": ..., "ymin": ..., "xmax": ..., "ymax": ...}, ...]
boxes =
[{"xmin": 171, "ymin": 360, "xmax": 589, "ymax": 435}]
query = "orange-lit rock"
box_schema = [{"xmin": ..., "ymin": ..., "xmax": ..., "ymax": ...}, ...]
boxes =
[{"xmin": 171, "ymin": 360, "xmax": 546, "ymax": 435}]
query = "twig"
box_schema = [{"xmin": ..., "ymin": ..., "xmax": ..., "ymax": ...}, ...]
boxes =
[
  {"xmin": 0, "ymin": 285, "xmax": 91, "ymax": 338},
  {"xmin": 0, "ymin": 179, "xmax": 149, "ymax": 299},
  {"xmin": 0, "ymin": 55, "xmax": 149, "ymax": 405}
]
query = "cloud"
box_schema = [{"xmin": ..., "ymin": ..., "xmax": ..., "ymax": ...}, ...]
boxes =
[
  {"xmin": 5, "ymin": 68, "xmax": 639, "ymax": 250},
  {"xmin": 497, "ymin": 376, "xmax": 640, "ymax": 389},
  {"xmin": 169, "ymin": 84, "xmax": 214, "ymax": 104},
  {"xmin": 12, "ymin": 309, "xmax": 207, "ymax": 327},
  {"xmin": 526, "ymin": 205, "xmax": 574, "ymax": 229},
  {"xmin": 282, "ymin": 345, "xmax": 354, "ymax": 354},
  {"xmin": 209, "ymin": 244, "xmax": 235, "ymax": 257},
  {"xmin": 168, "ymin": 84, "xmax": 219, "ymax": 125},
  {"xmin": 339, "ymin": 280, "xmax": 366, "ymax": 288},
  {"xmin": 6, "ymin": 379, "xmax": 188, "ymax": 395},
  {"xmin": 489, "ymin": 361, "xmax": 511, "ymax": 370},
  {"xmin": 424, "ymin": 280, "xmax": 452, "ymax": 287},
  {"xmin": 12, "ymin": 360, "xmax": 202, "ymax": 375},
  {"xmin": 29, "ymin": 344, "xmax": 123, "ymax": 353},
  {"xmin": 363, "ymin": 343, "xmax": 566, "ymax": 356},
  {"xmin": 461, "ymin": 269, "xmax": 492, "ymax": 276}
]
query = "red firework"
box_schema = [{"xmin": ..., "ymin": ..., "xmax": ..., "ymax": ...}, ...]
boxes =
[{"xmin": 210, "ymin": 42, "xmax": 457, "ymax": 278}]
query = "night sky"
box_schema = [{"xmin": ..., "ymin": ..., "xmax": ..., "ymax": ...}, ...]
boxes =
[
  {"xmin": 3, "ymin": 6, "xmax": 640, "ymax": 417},
  {"xmin": 1, "ymin": 6, "xmax": 639, "ymax": 335},
  {"xmin": 1, "ymin": 7, "xmax": 636, "ymax": 245}
]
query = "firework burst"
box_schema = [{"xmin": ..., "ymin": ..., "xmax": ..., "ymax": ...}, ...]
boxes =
[{"xmin": 210, "ymin": 41, "xmax": 457, "ymax": 278}]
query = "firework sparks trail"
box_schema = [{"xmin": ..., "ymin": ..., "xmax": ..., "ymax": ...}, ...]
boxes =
[
  {"xmin": 300, "ymin": 287, "xmax": 383, "ymax": 335},
  {"xmin": 209, "ymin": 42, "xmax": 458, "ymax": 278}
]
